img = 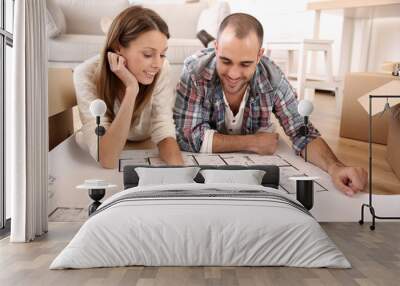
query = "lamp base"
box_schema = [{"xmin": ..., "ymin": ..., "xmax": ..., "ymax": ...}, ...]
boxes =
[
  {"xmin": 296, "ymin": 180, "xmax": 314, "ymax": 210},
  {"xmin": 88, "ymin": 188, "xmax": 105, "ymax": 216}
]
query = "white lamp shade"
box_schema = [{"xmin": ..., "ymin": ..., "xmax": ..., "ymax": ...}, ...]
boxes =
[
  {"xmin": 298, "ymin": 99, "xmax": 314, "ymax": 117},
  {"xmin": 89, "ymin": 99, "xmax": 107, "ymax": 117}
]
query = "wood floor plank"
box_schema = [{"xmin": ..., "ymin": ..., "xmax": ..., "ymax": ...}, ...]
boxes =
[
  {"xmin": 1, "ymin": 220, "xmax": 399, "ymax": 286},
  {"xmin": 2, "ymin": 212, "xmax": 400, "ymax": 285}
]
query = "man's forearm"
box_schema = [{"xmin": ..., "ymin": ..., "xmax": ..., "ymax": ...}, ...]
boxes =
[
  {"xmin": 211, "ymin": 132, "xmax": 278, "ymax": 155},
  {"xmin": 212, "ymin": 133, "xmax": 253, "ymax": 153},
  {"xmin": 304, "ymin": 137, "xmax": 344, "ymax": 175}
]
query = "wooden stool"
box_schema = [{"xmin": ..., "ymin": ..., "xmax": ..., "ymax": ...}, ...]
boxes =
[{"xmin": 265, "ymin": 39, "xmax": 342, "ymax": 112}]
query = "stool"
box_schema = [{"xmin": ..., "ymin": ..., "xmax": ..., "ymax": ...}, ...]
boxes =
[{"xmin": 265, "ymin": 39, "xmax": 342, "ymax": 112}]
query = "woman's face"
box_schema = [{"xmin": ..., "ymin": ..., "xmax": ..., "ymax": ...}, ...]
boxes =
[{"xmin": 118, "ymin": 30, "xmax": 168, "ymax": 85}]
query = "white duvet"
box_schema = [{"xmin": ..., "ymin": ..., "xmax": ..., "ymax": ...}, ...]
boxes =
[{"xmin": 50, "ymin": 183, "xmax": 350, "ymax": 269}]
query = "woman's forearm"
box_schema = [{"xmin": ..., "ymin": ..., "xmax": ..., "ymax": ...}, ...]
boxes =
[
  {"xmin": 158, "ymin": 137, "xmax": 184, "ymax": 166},
  {"xmin": 99, "ymin": 87, "xmax": 137, "ymax": 168}
]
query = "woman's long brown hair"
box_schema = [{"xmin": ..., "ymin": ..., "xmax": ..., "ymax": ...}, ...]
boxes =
[{"xmin": 96, "ymin": 6, "xmax": 170, "ymax": 120}]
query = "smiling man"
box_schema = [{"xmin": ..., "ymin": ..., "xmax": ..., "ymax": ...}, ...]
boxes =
[{"xmin": 173, "ymin": 13, "xmax": 367, "ymax": 196}]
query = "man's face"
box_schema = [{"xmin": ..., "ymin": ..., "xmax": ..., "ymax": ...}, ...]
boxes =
[{"xmin": 215, "ymin": 27, "xmax": 264, "ymax": 96}]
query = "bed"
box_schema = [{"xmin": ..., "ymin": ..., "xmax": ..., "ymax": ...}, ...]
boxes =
[{"xmin": 50, "ymin": 165, "xmax": 350, "ymax": 269}]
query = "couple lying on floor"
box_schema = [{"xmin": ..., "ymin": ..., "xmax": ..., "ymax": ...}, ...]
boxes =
[{"xmin": 73, "ymin": 6, "xmax": 367, "ymax": 196}]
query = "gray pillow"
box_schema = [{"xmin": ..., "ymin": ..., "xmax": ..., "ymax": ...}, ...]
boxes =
[
  {"xmin": 46, "ymin": 0, "xmax": 66, "ymax": 38},
  {"xmin": 136, "ymin": 167, "xmax": 200, "ymax": 186},
  {"xmin": 200, "ymin": 169, "xmax": 266, "ymax": 185}
]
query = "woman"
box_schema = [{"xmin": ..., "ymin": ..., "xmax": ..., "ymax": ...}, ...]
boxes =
[{"xmin": 74, "ymin": 6, "xmax": 184, "ymax": 168}]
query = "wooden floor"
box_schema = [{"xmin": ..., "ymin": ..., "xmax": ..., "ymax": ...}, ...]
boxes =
[
  {"xmin": 276, "ymin": 92, "xmax": 400, "ymax": 195},
  {"xmin": 1, "ymin": 221, "xmax": 400, "ymax": 286}
]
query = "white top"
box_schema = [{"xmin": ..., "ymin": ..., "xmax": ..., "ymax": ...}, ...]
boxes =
[
  {"xmin": 200, "ymin": 86, "xmax": 275, "ymax": 153},
  {"xmin": 74, "ymin": 55, "xmax": 176, "ymax": 160}
]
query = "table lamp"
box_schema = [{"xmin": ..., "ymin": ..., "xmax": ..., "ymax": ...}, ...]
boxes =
[
  {"xmin": 298, "ymin": 99, "xmax": 314, "ymax": 162},
  {"xmin": 90, "ymin": 99, "xmax": 107, "ymax": 162}
]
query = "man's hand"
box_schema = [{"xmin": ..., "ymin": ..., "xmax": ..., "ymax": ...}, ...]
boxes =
[
  {"xmin": 248, "ymin": 132, "xmax": 279, "ymax": 155},
  {"xmin": 328, "ymin": 163, "xmax": 368, "ymax": 196}
]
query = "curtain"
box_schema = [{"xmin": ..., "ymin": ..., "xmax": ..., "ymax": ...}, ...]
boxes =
[{"xmin": 7, "ymin": 0, "xmax": 48, "ymax": 242}]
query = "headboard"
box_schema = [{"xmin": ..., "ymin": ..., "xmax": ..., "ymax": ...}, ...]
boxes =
[{"xmin": 123, "ymin": 165, "xmax": 280, "ymax": 189}]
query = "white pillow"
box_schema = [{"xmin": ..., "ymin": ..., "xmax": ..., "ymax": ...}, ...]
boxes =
[
  {"xmin": 46, "ymin": 0, "xmax": 66, "ymax": 38},
  {"xmin": 136, "ymin": 167, "xmax": 200, "ymax": 186},
  {"xmin": 196, "ymin": 0, "xmax": 230, "ymax": 38},
  {"xmin": 100, "ymin": 16, "xmax": 113, "ymax": 34},
  {"xmin": 200, "ymin": 169, "xmax": 266, "ymax": 185}
]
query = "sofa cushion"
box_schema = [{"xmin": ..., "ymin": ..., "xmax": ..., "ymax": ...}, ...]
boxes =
[
  {"xmin": 46, "ymin": 0, "xmax": 67, "ymax": 38},
  {"xmin": 141, "ymin": 1, "xmax": 208, "ymax": 38},
  {"xmin": 48, "ymin": 34, "xmax": 106, "ymax": 63},
  {"xmin": 48, "ymin": 35, "xmax": 203, "ymax": 65},
  {"xmin": 166, "ymin": 38, "xmax": 203, "ymax": 64},
  {"xmin": 197, "ymin": 0, "xmax": 230, "ymax": 38},
  {"xmin": 54, "ymin": 0, "xmax": 130, "ymax": 35}
]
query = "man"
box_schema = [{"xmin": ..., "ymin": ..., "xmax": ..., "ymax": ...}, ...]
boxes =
[{"xmin": 174, "ymin": 13, "xmax": 367, "ymax": 196}]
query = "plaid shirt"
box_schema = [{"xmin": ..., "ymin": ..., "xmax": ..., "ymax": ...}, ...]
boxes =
[{"xmin": 173, "ymin": 48, "xmax": 320, "ymax": 153}]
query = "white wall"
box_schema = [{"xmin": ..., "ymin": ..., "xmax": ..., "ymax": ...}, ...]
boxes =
[
  {"xmin": 366, "ymin": 7, "xmax": 400, "ymax": 72},
  {"xmin": 346, "ymin": 5, "xmax": 400, "ymax": 74}
]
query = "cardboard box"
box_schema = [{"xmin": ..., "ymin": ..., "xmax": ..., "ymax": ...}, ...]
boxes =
[
  {"xmin": 358, "ymin": 80, "xmax": 400, "ymax": 116},
  {"xmin": 48, "ymin": 68, "xmax": 77, "ymax": 150},
  {"xmin": 49, "ymin": 110, "xmax": 75, "ymax": 151},
  {"xmin": 340, "ymin": 73, "xmax": 400, "ymax": 144},
  {"xmin": 386, "ymin": 104, "xmax": 400, "ymax": 180}
]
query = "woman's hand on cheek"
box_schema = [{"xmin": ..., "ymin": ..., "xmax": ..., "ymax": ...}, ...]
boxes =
[{"xmin": 107, "ymin": 52, "xmax": 139, "ymax": 92}]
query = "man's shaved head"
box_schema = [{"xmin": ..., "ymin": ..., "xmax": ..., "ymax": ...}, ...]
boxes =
[{"xmin": 217, "ymin": 13, "xmax": 264, "ymax": 47}]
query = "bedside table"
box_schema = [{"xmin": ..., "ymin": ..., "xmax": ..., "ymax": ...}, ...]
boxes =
[{"xmin": 76, "ymin": 179, "xmax": 117, "ymax": 215}]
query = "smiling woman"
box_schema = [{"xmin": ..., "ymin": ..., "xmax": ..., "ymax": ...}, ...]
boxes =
[{"xmin": 74, "ymin": 6, "xmax": 184, "ymax": 169}]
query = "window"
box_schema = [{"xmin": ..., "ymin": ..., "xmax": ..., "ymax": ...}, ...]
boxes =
[{"xmin": 0, "ymin": 0, "xmax": 14, "ymax": 234}]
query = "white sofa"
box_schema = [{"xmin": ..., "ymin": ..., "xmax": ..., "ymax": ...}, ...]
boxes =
[{"xmin": 47, "ymin": 0, "xmax": 230, "ymax": 87}]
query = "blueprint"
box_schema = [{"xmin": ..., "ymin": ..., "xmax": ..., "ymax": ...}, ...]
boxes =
[{"xmin": 119, "ymin": 150, "xmax": 328, "ymax": 194}]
